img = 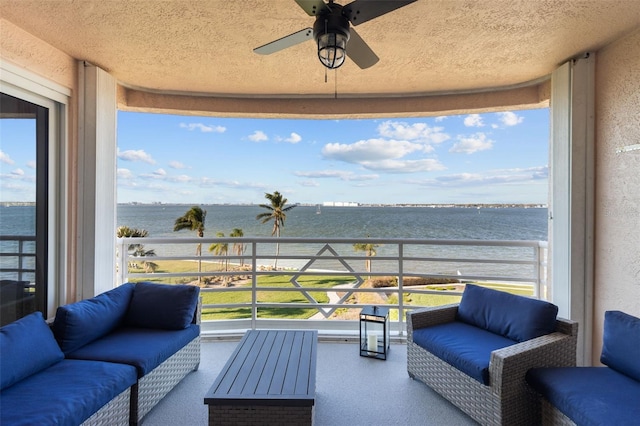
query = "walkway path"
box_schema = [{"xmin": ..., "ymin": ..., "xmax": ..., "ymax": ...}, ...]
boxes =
[{"xmin": 309, "ymin": 283, "xmax": 355, "ymax": 320}]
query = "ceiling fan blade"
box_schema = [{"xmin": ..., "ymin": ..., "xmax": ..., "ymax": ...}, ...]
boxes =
[
  {"xmin": 346, "ymin": 28, "xmax": 379, "ymax": 69},
  {"xmin": 294, "ymin": 0, "xmax": 330, "ymax": 16},
  {"xmin": 254, "ymin": 28, "xmax": 314, "ymax": 55},
  {"xmin": 343, "ymin": 0, "xmax": 418, "ymax": 26}
]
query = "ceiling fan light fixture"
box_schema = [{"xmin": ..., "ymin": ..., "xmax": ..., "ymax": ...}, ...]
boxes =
[{"xmin": 317, "ymin": 31, "xmax": 348, "ymax": 69}]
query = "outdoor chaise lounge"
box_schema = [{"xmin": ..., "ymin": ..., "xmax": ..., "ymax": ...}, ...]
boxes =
[{"xmin": 407, "ymin": 284, "xmax": 578, "ymax": 426}]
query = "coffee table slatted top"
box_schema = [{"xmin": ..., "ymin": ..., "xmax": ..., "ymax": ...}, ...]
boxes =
[{"xmin": 205, "ymin": 330, "xmax": 317, "ymax": 407}]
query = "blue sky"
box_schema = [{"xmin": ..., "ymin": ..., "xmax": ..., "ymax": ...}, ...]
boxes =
[{"xmin": 1, "ymin": 109, "xmax": 549, "ymax": 205}]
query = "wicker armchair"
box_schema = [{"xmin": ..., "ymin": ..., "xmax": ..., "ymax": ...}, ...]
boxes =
[{"xmin": 407, "ymin": 304, "xmax": 578, "ymax": 426}]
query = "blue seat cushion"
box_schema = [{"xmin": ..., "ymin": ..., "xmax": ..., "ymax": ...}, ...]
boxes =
[
  {"xmin": 600, "ymin": 310, "xmax": 640, "ymax": 381},
  {"xmin": 125, "ymin": 282, "xmax": 199, "ymax": 330},
  {"xmin": 53, "ymin": 283, "xmax": 135, "ymax": 354},
  {"xmin": 412, "ymin": 320, "xmax": 516, "ymax": 385},
  {"xmin": 0, "ymin": 311, "xmax": 64, "ymax": 390},
  {"xmin": 66, "ymin": 324, "xmax": 199, "ymax": 377},
  {"xmin": 0, "ymin": 359, "xmax": 137, "ymax": 426},
  {"xmin": 456, "ymin": 284, "xmax": 558, "ymax": 342},
  {"xmin": 526, "ymin": 367, "xmax": 640, "ymax": 426}
]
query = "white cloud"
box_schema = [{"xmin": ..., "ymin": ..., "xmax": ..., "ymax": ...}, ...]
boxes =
[
  {"xmin": 407, "ymin": 166, "xmax": 548, "ymax": 188},
  {"xmin": 199, "ymin": 177, "xmax": 268, "ymax": 190},
  {"xmin": 377, "ymin": 121, "xmax": 449, "ymax": 144},
  {"xmin": 248, "ymin": 130, "xmax": 268, "ymax": 142},
  {"xmin": 0, "ymin": 150, "xmax": 15, "ymax": 165},
  {"xmin": 139, "ymin": 169, "xmax": 167, "ymax": 180},
  {"xmin": 0, "ymin": 168, "xmax": 35, "ymax": 183},
  {"xmin": 434, "ymin": 116, "xmax": 447, "ymax": 122},
  {"xmin": 117, "ymin": 148, "xmax": 156, "ymax": 164},
  {"xmin": 299, "ymin": 180, "xmax": 320, "ymax": 187},
  {"xmin": 360, "ymin": 158, "xmax": 446, "ymax": 173},
  {"xmin": 464, "ymin": 114, "xmax": 485, "ymax": 127},
  {"xmin": 497, "ymin": 111, "xmax": 524, "ymax": 126},
  {"xmin": 173, "ymin": 174, "xmax": 192, "ymax": 183},
  {"xmin": 285, "ymin": 132, "xmax": 302, "ymax": 143},
  {"xmin": 169, "ymin": 161, "xmax": 187, "ymax": 169},
  {"xmin": 294, "ymin": 170, "xmax": 379, "ymax": 181},
  {"xmin": 117, "ymin": 168, "xmax": 134, "ymax": 179},
  {"xmin": 26, "ymin": 160, "xmax": 36, "ymax": 169},
  {"xmin": 322, "ymin": 138, "xmax": 428, "ymax": 163},
  {"xmin": 179, "ymin": 123, "xmax": 226, "ymax": 133},
  {"xmin": 449, "ymin": 133, "xmax": 494, "ymax": 154}
]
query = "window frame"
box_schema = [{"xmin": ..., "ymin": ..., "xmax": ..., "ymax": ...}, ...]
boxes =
[{"xmin": 1, "ymin": 62, "xmax": 69, "ymax": 318}]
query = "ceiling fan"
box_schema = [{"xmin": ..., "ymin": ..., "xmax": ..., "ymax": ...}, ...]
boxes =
[{"xmin": 254, "ymin": 0, "xmax": 418, "ymax": 70}]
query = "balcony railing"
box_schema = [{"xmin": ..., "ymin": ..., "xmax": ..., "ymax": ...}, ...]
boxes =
[
  {"xmin": 0, "ymin": 235, "xmax": 36, "ymax": 282},
  {"xmin": 116, "ymin": 237, "xmax": 547, "ymax": 337}
]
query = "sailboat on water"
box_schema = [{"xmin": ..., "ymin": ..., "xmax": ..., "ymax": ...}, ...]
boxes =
[{"xmin": 316, "ymin": 204, "xmax": 321, "ymax": 215}]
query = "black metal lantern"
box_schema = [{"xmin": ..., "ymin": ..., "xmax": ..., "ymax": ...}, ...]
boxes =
[{"xmin": 359, "ymin": 306, "xmax": 390, "ymax": 360}]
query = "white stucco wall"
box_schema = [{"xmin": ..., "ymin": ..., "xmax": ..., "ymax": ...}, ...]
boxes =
[{"xmin": 593, "ymin": 27, "xmax": 640, "ymax": 362}]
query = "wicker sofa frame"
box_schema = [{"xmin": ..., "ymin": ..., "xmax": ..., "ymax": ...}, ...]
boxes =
[
  {"xmin": 129, "ymin": 300, "xmax": 202, "ymax": 425},
  {"xmin": 407, "ymin": 304, "xmax": 578, "ymax": 426},
  {"xmin": 81, "ymin": 387, "xmax": 132, "ymax": 426}
]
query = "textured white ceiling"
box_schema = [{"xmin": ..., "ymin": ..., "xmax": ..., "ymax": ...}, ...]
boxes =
[{"xmin": 1, "ymin": 0, "xmax": 639, "ymax": 98}]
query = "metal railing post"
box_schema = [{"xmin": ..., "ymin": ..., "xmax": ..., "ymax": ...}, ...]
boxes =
[
  {"xmin": 398, "ymin": 242, "xmax": 405, "ymax": 336},
  {"xmin": 251, "ymin": 241, "xmax": 257, "ymax": 330}
]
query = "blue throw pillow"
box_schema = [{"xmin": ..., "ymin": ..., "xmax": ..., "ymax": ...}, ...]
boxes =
[
  {"xmin": 125, "ymin": 282, "xmax": 199, "ymax": 330},
  {"xmin": 0, "ymin": 312, "xmax": 64, "ymax": 390},
  {"xmin": 52, "ymin": 283, "xmax": 135, "ymax": 354},
  {"xmin": 600, "ymin": 310, "xmax": 640, "ymax": 381},
  {"xmin": 456, "ymin": 284, "xmax": 558, "ymax": 342}
]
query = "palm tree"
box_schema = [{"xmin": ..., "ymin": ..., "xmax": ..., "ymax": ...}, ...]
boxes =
[
  {"xmin": 353, "ymin": 237, "xmax": 380, "ymax": 277},
  {"xmin": 256, "ymin": 191, "xmax": 296, "ymax": 268},
  {"xmin": 173, "ymin": 206, "xmax": 207, "ymax": 282},
  {"xmin": 116, "ymin": 225, "xmax": 157, "ymax": 272},
  {"xmin": 230, "ymin": 228, "xmax": 246, "ymax": 266},
  {"xmin": 209, "ymin": 232, "xmax": 229, "ymax": 271}
]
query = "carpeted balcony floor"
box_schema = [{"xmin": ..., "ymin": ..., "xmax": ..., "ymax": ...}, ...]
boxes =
[{"xmin": 142, "ymin": 338, "xmax": 477, "ymax": 425}]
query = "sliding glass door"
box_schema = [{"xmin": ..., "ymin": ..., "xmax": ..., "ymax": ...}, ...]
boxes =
[{"xmin": 0, "ymin": 92, "xmax": 48, "ymax": 325}]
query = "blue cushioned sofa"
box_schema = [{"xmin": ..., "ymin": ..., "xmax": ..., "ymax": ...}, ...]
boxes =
[
  {"xmin": 0, "ymin": 282, "xmax": 200, "ymax": 426},
  {"xmin": 526, "ymin": 310, "xmax": 640, "ymax": 426},
  {"xmin": 407, "ymin": 284, "xmax": 578, "ymax": 426}
]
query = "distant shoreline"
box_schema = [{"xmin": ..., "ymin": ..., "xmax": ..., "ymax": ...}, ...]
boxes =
[
  {"xmin": 1, "ymin": 202, "xmax": 547, "ymax": 209},
  {"xmin": 120, "ymin": 202, "xmax": 548, "ymax": 209}
]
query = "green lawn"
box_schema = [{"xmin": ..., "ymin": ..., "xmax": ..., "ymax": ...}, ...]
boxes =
[{"xmin": 201, "ymin": 274, "xmax": 356, "ymax": 320}]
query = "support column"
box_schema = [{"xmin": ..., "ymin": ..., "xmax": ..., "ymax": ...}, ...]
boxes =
[
  {"xmin": 549, "ymin": 54, "xmax": 595, "ymax": 365},
  {"xmin": 77, "ymin": 61, "xmax": 117, "ymax": 298}
]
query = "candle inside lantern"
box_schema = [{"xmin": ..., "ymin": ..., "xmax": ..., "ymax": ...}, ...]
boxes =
[{"xmin": 367, "ymin": 333, "xmax": 377, "ymax": 353}]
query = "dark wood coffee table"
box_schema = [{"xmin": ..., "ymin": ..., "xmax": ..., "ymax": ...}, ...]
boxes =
[{"xmin": 204, "ymin": 329, "xmax": 317, "ymax": 426}]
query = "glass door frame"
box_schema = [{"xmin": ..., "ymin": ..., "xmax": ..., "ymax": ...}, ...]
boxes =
[{"xmin": 1, "ymin": 62, "xmax": 69, "ymax": 319}]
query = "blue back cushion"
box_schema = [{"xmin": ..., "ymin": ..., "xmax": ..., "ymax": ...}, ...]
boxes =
[
  {"xmin": 600, "ymin": 310, "xmax": 640, "ymax": 381},
  {"xmin": 457, "ymin": 284, "xmax": 558, "ymax": 342},
  {"xmin": 0, "ymin": 312, "xmax": 64, "ymax": 390},
  {"xmin": 53, "ymin": 283, "xmax": 135, "ymax": 354},
  {"xmin": 125, "ymin": 282, "xmax": 199, "ymax": 330}
]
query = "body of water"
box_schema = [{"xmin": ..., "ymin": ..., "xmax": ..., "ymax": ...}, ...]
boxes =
[
  {"xmin": 116, "ymin": 204, "xmax": 548, "ymax": 241},
  {"xmin": 1, "ymin": 204, "xmax": 548, "ymax": 279}
]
